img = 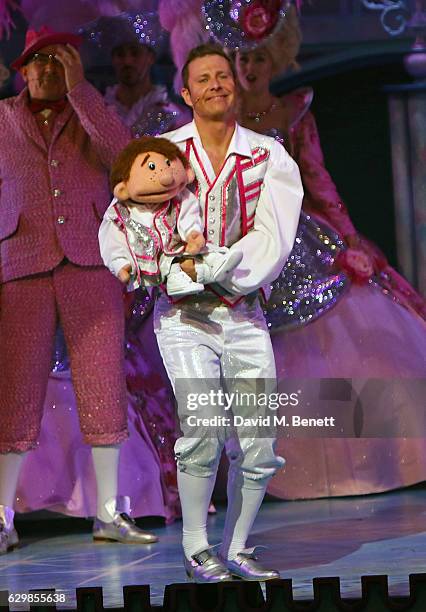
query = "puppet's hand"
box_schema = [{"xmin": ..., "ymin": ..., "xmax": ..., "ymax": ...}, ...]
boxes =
[
  {"xmin": 55, "ymin": 44, "xmax": 85, "ymax": 92},
  {"xmin": 180, "ymin": 258, "xmax": 196, "ymax": 281},
  {"xmin": 118, "ymin": 264, "xmax": 132, "ymax": 284},
  {"xmin": 185, "ymin": 230, "xmax": 206, "ymax": 255}
]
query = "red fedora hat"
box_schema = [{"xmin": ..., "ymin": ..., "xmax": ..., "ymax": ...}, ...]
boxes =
[{"xmin": 11, "ymin": 25, "xmax": 82, "ymax": 71}]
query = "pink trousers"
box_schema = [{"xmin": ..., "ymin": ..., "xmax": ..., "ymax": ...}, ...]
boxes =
[{"xmin": 0, "ymin": 261, "xmax": 128, "ymax": 452}]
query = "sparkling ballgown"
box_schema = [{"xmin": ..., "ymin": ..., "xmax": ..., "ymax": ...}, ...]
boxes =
[{"xmin": 260, "ymin": 89, "xmax": 426, "ymax": 500}]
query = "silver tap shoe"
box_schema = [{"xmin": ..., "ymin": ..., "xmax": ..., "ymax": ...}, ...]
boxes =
[
  {"xmin": 184, "ymin": 549, "xmax": 233, "ymax": 583},
  {"xmin": 0, "ymin": 506, "xmax": 19, "ymax": 554},
  {"xmin": 92, "ymin": 496, "xmax": 158, "ymax": 544},
  {"xmin": 220, "ymin": 548, "xmax": 280, "ymax": 581}
]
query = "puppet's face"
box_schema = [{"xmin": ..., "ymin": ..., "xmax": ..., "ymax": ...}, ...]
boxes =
[{"xmin": 114, "ymin": 151, "xmax": 194, "ymax": 205}]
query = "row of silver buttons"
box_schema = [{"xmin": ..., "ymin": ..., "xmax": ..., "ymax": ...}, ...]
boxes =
[
  {"xmin": 50, "ymin": 159, "xmax": 64, "ymax": 223},
  {"xmin": 207, "ymin": 193, "xmax": 216, "ymax": 235}
]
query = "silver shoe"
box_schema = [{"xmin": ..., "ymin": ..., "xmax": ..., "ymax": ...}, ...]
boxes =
[
  {"xmin": 92, "ymin": 496, "xmax": 158, "ymax": 544},
  {"xmin": 184, "ymin": 549, "xmax": 233, "ymax": 583},
  {"xmin": 220, "ymin": 547, "xmax": 280, "ymax": 581},
  {"xmin": 0, "ymin": 505, "xmax": 19, "ymax": 555}
]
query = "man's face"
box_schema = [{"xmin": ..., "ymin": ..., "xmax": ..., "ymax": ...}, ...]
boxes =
[
  {"xmin": 181, "ymin": 54, "xmax": 236, "ymax": 121},
  {"xmin": 20, "ymin": 44, "xmax": 67, "ymax": 101},
  {"xmin": 112, "ymin": 43, "xmax": 154, "ymax": 86}
]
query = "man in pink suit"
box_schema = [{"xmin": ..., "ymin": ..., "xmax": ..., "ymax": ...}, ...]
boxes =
[{"xmin": 0, "ymin": 26, "xmax": 158, "ymax": 553}]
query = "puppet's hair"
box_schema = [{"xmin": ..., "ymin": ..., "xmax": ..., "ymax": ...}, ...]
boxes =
[{"xmin": 111, "ymin": 137, "xmax": 189, "ymax": 190}]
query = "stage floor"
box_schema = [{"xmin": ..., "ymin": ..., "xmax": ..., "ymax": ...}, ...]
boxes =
[{"xmin": 1, "ymin": 487, "xmax": 426, "ymax": 608}]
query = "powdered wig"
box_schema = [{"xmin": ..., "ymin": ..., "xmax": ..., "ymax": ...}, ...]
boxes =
[{"xmin": 262, "ymin": 5, "xmax": 302, "ymax": 75}]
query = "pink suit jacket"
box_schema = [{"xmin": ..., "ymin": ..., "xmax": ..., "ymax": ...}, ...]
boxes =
[{"xmin": 0, "ymin": 80, "xmax": 131, "ymax": 283}]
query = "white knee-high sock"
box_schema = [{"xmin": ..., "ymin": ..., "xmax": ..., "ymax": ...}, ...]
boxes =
[
  {"xmin": 220, "ymin": 470, "xmax": 268, "ymax": 561},
  {"xmin": 178, "ymin": 470, "xmax": 217, "ymax": 560},
  {"xmin": 0, "ymin": 452, "xmax": 26, "ymax": 508},
  {"xmin": 91, "ymin": 445, "xmax": 119, "ymax": 522}
]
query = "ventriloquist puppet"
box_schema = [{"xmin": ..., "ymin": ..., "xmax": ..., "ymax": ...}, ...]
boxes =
[{"xmin": 99, "ymin": 137, "xmax": 242, "ymax": 296}]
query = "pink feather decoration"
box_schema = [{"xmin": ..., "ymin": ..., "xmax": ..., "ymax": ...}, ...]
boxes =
[
  {"xmin": 21, "ymin": 0, "xmax": 99, "ymax": 31},
  {"xmin": 159, "ymin": 0, "xmax": 208, "ymax": 93},
  {"xmin": 0, "ymin": 0, "xmax": 20, "ymax": 39},
  {"xmin": 20, "ymin": 0, "xmax": 158, "ymax": 31}
]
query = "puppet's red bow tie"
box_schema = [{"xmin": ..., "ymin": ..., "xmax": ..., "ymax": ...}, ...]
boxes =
[{"xmin": 29, "ymin": 98, "xmax": 67, "ymax": 113}]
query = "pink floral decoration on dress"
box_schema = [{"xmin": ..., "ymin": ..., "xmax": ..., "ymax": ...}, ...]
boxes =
[
  {"xmin": 241, "ymin": 0, "xmax": 282, "ymax": 40},
  {"xmin": 336, "ymin": 248, "xmax": 374, "ymax": 285}
]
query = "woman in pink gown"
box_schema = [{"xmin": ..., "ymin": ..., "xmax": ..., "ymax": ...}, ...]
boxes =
[{"xmin": 233, "ymin": 18, "xmax": 426, "ymax": 500}]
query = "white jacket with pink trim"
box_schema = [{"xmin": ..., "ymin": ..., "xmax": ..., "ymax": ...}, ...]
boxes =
[
  {"xmin": 99, "ymin": 189, "xmax": 203, "ymax": 288},
  {"xmin": 162, "ymin": 121, "xmax": 304, "ymax": 303}
]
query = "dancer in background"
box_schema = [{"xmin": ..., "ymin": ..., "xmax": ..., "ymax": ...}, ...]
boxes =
[
  {"xmin": 102, "ymin": 16, "xmax": 191, "ymax": 137},
  {"xmin": 232, "ymin": 8, "xmax": 426, "ymax": 500},
  {"xmin": 0, "ymin": 26, "xmax": 157, "ymax": 553}
]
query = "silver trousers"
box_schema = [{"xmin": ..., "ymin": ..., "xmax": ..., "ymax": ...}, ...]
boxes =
[{"xmin": 153, "ymin": 293, "xmax": 285, "ymax": 489}]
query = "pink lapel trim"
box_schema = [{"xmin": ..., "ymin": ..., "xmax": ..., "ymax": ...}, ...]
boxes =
[
  {"xmin": 236, "ymin": 156, "xmax": 248, "ymax": 237},
  {"xmin": 220, "ymin": 164, "xmax": 237, "ymax": 246}
]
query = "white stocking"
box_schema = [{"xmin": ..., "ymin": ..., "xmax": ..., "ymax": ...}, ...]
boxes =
[
  {"xmin": 178, "ymin": 470, "xmax": 217, "ymax": 560},
  {"xmin": 91, "ymin": 445, "xmax": 119, "ymax": 522},
  {"xmin": 0, "ymin": 452, "xmax": 26, "ymax": 508},
  {"xmin": 220, "ymin": 470, "xmax": 268, "ymax": 561}
]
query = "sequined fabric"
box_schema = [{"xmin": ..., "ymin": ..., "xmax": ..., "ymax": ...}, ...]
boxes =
[
  {"xmin": 104, "ymin": 84, "xmax": 189, "ymax": 138},
  {"xmin": 223, "ymin": 171, "xmax": 242, "ymax": 247},
  {"xmin": 264, "ymin": 127, "xmax": 284, "ymax": 146},
  {"xmin": 260, "ymin": 98, "xmax": 426, "ymax": 504},
  {"xmin": 264, "ymin": 212, "xmax": 349, "ymax": 331},
  {"xmin": 117, "ymin": 203, "xmax": 158, "ymax": 260},
  {"xmin": 264, "ymin": 115, "xmax": 426, "ymax": 324},
  {"xmin": 132, "ymin": 109, "xmax": 182, "ymax": 139},
  {"xmin": 51, "ymin": 325, "xmax": 70, "ymax": 374},
  {"xmin": 153, "ymin": 294, "xmax": 284, "ymax": 485},
  {"xmin": 0, "ymin": 263, "xmax": 128, "ymax": 453}
]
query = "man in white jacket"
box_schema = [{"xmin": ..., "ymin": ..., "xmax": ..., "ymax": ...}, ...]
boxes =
[{"xmin": 156, "ymin": 43, "xmax": 303, "ymax": 583}]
